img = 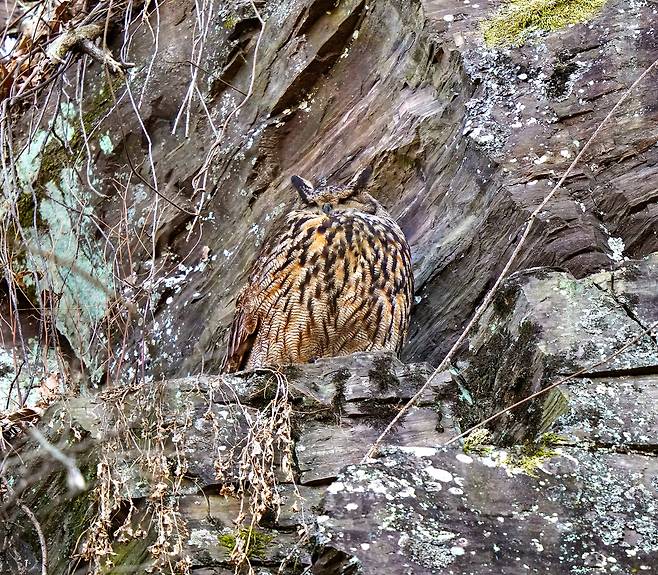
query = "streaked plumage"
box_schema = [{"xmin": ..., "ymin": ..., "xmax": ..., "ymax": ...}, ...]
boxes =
[{"xmin": 222, "ymin": 167, "xmax": 413, "ymax": 373}]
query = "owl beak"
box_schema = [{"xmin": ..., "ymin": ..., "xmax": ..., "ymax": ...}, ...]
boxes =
[{"xmin": 291, "ymin": 175, "xmax": 314, "ymax": 202}]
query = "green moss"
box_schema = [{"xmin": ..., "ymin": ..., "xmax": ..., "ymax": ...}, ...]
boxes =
[
  {"xmin": 36, "ymin": 75, "xmax": 121, "ymax": 191},
  {"xmin": 218, "ymin": 527, "xmax": 274, "ymax": 559},
  {"xmin": 104, "ymin": 535, "xmax": 153, "ymax": 574},
  {"xmin": 481, "ymin": 0, "xmax": 607, "ymax": 47},
  {"xmin": 368, "ymin": 355, "xmax": 399, "ymax": 393},
  {"xmin": 281, "ymin": 364, "xmax": 304, "ymax": 381},
  {"xmin": 454, "ymin": 316, "xmax": 542, "ymax": 444},
  {"xmin": 11, "ymin": 450, "xmax": 99, "ymax": 574},
  {"xmin": 223, "ymin": 13, "xmax": 240, "ymax": 29},
  {"xmin": 16, "ymin": 190, "xmax": 43, "ymax": 229},
  {"xmin": 462, "ymin": 428, "xmax": 494, "ymax": 456},
  {"xmin": 505, "ymin": 432, "xmax": 566, "ymax": 477},
  {"xmin": 330, "ymin": 368, "xmax": 350, "ymax": 417}
]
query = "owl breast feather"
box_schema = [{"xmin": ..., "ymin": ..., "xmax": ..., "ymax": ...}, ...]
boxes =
[{"xmin": 225, "ymin": 207, "xmax": 413, "ymax": 371}]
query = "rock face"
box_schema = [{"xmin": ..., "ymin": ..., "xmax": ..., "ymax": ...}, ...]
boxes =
[
  {"xmin": 2, "ymin": 0, "xmax": 657, "ymax": 394},
  {"xmin": 454, "ymin": 253, "xmax": 658, "ymax": 444},
  {"xmin": 316, "ymin": 448, "xmax": 658, "ymax": 574},
  {"xmin": 0, "ymin": 353, "xmax": 447, "ymax": 574},
  {"xmin": 314, "ymin": 256, "xmax": 658, "ymax": 575},
  {"xmin": 1, "ymin": 0, "xmax": 658, "ymax": 573}
]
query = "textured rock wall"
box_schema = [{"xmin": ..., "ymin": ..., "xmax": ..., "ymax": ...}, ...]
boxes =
[
  {"xmin": 2, "ymin": 0, "xmax": 658, "ymax": 573},
  {"xmin": 4, "ymin": 0, "xmax": 657, "ymax": 392}
]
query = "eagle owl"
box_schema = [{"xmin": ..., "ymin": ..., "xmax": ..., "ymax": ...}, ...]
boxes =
[{"xmin": 222, "ymin": 167, "xmax": 413, "ymax": 373}]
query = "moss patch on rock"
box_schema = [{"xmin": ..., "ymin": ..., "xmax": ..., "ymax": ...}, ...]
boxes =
[
  {"xmin": 504, "ymin": 432, "xmax": 566, "ymax": 477},
  {"xmin": 218, "ymin": 527, "xmax": 274, "ymax": 559},
  {"xmin": 481, "ymin": 0, "xmax": 607, "ymax": 47}
]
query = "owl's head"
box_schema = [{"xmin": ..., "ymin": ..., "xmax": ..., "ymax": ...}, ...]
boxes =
[{"xmin": 290, "ymin": 167, "xmax": 374, "ymax": 215}]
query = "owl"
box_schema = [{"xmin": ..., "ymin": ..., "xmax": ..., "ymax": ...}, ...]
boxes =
[{"xmin": 222, "ymin": 167, "xmax": 413, "ymax": 373}]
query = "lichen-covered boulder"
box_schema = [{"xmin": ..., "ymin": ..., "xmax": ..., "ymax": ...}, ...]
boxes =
[
  {"xmin": 453, "ymin": 255, "xmax": 658, "ymax": 443},
  {"xmin": 0, "ymin": 352, "xmax": 443, "ymax": 574},
  {"xmin": 314, "ymin": 445, "xmax": 658, "ymax": 574}
]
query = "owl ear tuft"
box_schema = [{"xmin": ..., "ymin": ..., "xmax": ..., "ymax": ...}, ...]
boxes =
[
  {"xmin": 291, "ymin": 175, "xmax": 314, "ymax": 201},
  {"xmin": 352, "ymin": 166, "xmax": 373, "ymax": 190}
]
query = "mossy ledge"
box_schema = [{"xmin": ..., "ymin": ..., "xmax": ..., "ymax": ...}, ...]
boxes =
[{"xmin": 481, "ymin": 0, "xmax": 607, "ymax": 47}]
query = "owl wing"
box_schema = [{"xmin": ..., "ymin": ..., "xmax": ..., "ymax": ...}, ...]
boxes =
[
  {"xmin": 221, "ymin": 285, "xmax": 260, "ymax": 373},
  {"xmin": 221, "ymin": 231, "xmax": 279, "ymax": 373}
]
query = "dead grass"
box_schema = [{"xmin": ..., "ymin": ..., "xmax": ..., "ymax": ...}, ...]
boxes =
[{"xmin": 0, "ymin": 1, "xmax": 291, "ymax": 573}]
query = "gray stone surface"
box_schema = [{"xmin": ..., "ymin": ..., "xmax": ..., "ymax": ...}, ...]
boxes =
[
  {"xmin": 453, "ymin": 257, "xmax": 658, "ymax": 444},
  {"xmin": 4, "ymin": 0, "xmax": 658, "ymax": 390},
  {"xmin": 0, "ymin": 352, "xmax": 448, "ymax": 574},
  {"xmin": 314, "ymin": 447, "xmax": 658, "ymax": 575},
  {"xmin": 1, "ymin": 0, "xmax": 658, "ymax": 573}
]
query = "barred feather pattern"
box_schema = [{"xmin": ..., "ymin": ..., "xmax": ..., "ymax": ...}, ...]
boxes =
[{"xmin": 222, "ymin": 181, "xmax": 413, "ymax": 373}]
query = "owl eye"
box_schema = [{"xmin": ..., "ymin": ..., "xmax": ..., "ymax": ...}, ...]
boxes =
[{"xmin": 322, "ymin": 203, "xmax": 333, "ymax": 214}]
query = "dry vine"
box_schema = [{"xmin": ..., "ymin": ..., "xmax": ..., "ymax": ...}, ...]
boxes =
[{"xmin": 0, "ymin": 1, "xmax": 207, "ymax": 573}]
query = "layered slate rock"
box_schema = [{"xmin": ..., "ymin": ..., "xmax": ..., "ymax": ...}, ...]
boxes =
[
  {"xmin": 311, "ymin": 257, "xmax": 658, "ymax": 575},
  {"xmin": 0, "ymin": 353, "xmax": 448, "ymax": 574},
  {"xmin": 3, "ymin": 248, "xmax": 658, "ymax": 574},
  {"xmin": 453, "ymin": 254, "xmax": 658, "ymax": 444},
  {"xmin": 3, "ymin": 0, "xmax": 658, "ymax": 570},
  {"xmin": 314, "ymin": 446, "xmax": 658, "ymax": 575},
  {"xmin": 6, "ymin": 0, "xmax": 658, "ymax": 392}
]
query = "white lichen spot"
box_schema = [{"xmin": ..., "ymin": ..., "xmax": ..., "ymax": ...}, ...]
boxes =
[
  {"xmin": 398, "ymin": 486, "xmax": 416, "ymax": 498},
  {"xmin": 531, "ymin": 539, "xmax": 544, "ymax": 552},
  {"xmin": 450, "ymin": 546, "xmax": 465, "ymax": 556},
  {"xmin": 345, "ymin": 502, "xmax": 358, "ymax": 511},
  {"xmin": 424, "ymin": 467, "xmax": 453, "ymax": 482},
  {"xmin": 360, "ymin": 542, "xmax": 370, "ymax": 551},
  {"xmin": 607, "ymin": 236, "xmax": 625, "ymax": 262},
  {"xmin": 327, "ymin": 481, "xmax": 345, "ymax": 494},
  {"xmin": 456, "ymin": 453, "xmax": 473, "ymax": 464},
  {"xmin": 99, "ymin": 133, "xmax": 114, "ymax": 155},
  {"xmin": 16, "ymin": 130, "xmax": 49, "ymax": 186},
  {"xmin": 188, "ymin": 528, "xmax": 218, "ymax": 547}
]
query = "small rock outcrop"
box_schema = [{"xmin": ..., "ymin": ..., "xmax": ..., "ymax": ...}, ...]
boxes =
[{"xmin": 1, "ymin": 0, "xmax": 657, "ymax": 573}]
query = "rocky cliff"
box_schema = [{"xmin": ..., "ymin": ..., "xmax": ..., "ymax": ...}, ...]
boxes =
[{"xmin": 1, "ymin": 0, "xmax": 657, "ymax": 573}]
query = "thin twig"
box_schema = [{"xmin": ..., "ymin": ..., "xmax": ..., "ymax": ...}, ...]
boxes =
[
  {"xmin": 362, "ymin": 56, "xmax": 658, "ymax": 461},
  {"xmin": 176, "ymin": 58, "xmax": 248, "ymax": 96},
  {"xmin": 1, "ymin": 476, "xmax": 48, "ymax": 575},
  {"xmin": 20, "ymin": 501, "xmax": 48, "ymax": 575},
  {"xmin": 28, "ymin": 427, "xmax": 86, "ymax": 492}
]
